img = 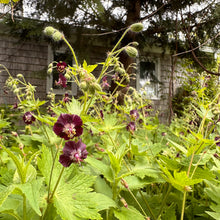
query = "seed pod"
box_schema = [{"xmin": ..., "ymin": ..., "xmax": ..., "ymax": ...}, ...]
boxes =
[
  {"xmin": 130, "ymin": 23, "xmax": 144, "ymax": 32},
  {"xmin": 44, "ymin": 26, "xmax": 56, "ymax": 36},
  {"xmin": 47, "ymin": 68, "xmax": 53, "ymax": 75},
  {"xmin": 80, "ymin": 81, "xmax": 88, "ymax": 91},
  {"xmin": 125, "ymin": 46, "xmax": 138, "ymax": 58},
  {"xmin": 114, "ymin": 66, "xmax": 126, "ymax": 74},
  {"xmin": 52, "ymin": 31, "xmax": 63, "ymax": 42}
]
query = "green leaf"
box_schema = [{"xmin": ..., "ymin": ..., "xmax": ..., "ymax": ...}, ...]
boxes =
[
  {"xmin": 94, "ymin": 176, "xmax": 112, "ymax": 198},
  {"xmin": 205, "ymin": 211, "xmax": 220, "ymax": 220},
  {"xmin": 0, "ymin": 144, "xmax": 25, "ymax": 183},
  {"xmin": 114, "ymin": 206, "xmax": 145, "ymax": 220},
  {"xmin": 66, "ymin": 98, "xmax": 82, "ymax": 115},
  {"xmin": 167, "ymin": 139, "xmax": 187, "ymax": 155},
  {"xmin": 0, "ymin": 0, "xmax": 10, "ymax": 3},
  {"xmin": 37, "ymin": 145, "xmax": 61, "ymax": 190},
  {"xmin": 53, "ymin": 172, "xmax": 102, "ymax": 220},
  {"xmin": 85, "ymin": 156, "xmax": 114, "ymax": 182},
  {"xmin": 82, "ymin": 60, "xmax": 97, "ymax": 73},
  {"xmin": 0, "ymin": 185, "xmax": 15, "ymax": 207},
  {"xmin": 16, "ymin": 178, "xmax": 43, "ymax": 216}
]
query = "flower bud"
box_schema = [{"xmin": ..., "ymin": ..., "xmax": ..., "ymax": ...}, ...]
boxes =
[
  {"xmin": 91, "ymin": 82, "xmax": 102, "ymax": 92},
  {"xmin": 44, "ymin": 26, "xmax": 56, "ymax": 36},
  {"xmin": 52, "ymin": 31, "xmax": 63, "ymax": 42},
  {"xmin": 17, "ymin": 74, "xmax": 23, "ymax": 78},
  {"xmin": 131, "ymin": 42, "xmax": 139, "ymax": 46},
  {"xmin": 80, "ymin": 81, "xmax": 88, "ymax": 91},
  {"xmin": 47, "ymin": 68, "xmax": 53, "ymax": 75},
  {"xmin": 114, "ymin": 66, "xmax": 125, "ymax": 74},
  {"xmin": 125, "ymin": 46, "xmax": 138, "ymax": 58},
  {"xmin": 130, "ymin": 23, "xmax": 144, "ymax": 32}
]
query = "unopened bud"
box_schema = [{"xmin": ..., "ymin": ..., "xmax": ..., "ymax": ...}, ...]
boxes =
[
  {"xmin": 130, "ymin": 23, "xmax": 144, "ymax": 32},
  {"xmin": 17, "ymin": 74, "xmax": 23, "ymax": 78},
  {"xmin": 120, "ymin": 197, "xmax": 128, "ymax": 208},
  {"xmin": 92, "ymin": 83, "xmax": 102, "ymax": 92},
  {"xmin": 47, "ymin": 68, "xmax": 53, "ymax": 75},
  {"xmin": 121, "ymin": 178, "xmax": 129, "ymax": 189},
  {"xmin": 125, "ymin": 46, "xmax": 138, "ymax": 58},
  {"xmin": 44, "ymin": 26, "xmax": 56, "ymax": 36},
  {"xmin": 114, "ymin": 66, "xmax": 125, "ymax": 74},
  {"xmin": 80, "ymin": 81, "xmax": 88, "ymax": 91},
  {"xmin": 52, "ymin": 31, "xmax": 63, "ymax": 42}
]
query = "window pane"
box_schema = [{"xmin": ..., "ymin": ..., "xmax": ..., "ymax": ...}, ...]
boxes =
[{"xmin": 139, "ymin": 61, "xmax": 159, "ymax": 98}]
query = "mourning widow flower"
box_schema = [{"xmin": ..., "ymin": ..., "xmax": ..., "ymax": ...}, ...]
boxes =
[
  {"xmin": 23, "ymin": 112, "xmax": 36, "ymax": 124},
  {"xmin": 130, "ymin": 110, "xmax": 139, "ymax": 121},
  {"xmin": 59, "ymin": 139, "xmax": 88, "ymax": 167},
  {"xmin": 56, "ymin": 74, "xmax": 67, "ymax": 88},
  {"xmin": 57, "ymin": 61, "xmax": 67, "ymax": 73},
  {"xmin": 53, "ymin": 114, "xmax": 83, "ymax": 140},
  {"xmin": 126, "ymin": 122, "xmax": 136, "ymax": 134}
]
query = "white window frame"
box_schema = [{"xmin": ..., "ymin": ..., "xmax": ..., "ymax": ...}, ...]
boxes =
[
  {"xmin": 136, "ymin": 56, "xmax": 161, "ymax": 100},
  {"xmin": 47, "ymin": 45, "xmax": 77, "ymax": 95}
]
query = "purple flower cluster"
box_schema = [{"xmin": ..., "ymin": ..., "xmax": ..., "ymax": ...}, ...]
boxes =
[
  {"xmin": 53, "ymin": 113, "xmax": 88, "ymax": 167},
  {"xmin": 126, "ymin": 110, "xmax": 140, "ymax": 134},
  {"xmin": 23, "ymin": 112, "xmax": 36, "ymax": 125}
]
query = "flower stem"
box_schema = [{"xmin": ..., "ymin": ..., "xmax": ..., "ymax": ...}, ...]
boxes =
[
  {"xmin": 50, "ymin": 166, "xmax": 65, "ymax": 200},
  {"xmin": 23, "ymin": 194, "xmax": 27, "ymax": 220},
  {"xmin": 47, "ymin": 141, "xmax": 63, "ymax": 202},
  {"xmin": 181, "ymin": 191, "xmax": 187, "ymax": 220},
  {"xmin": 127, "ymin": 188, "xmax": 148, "ymax": 218},
  {"xmin": 63, "ymin": 37, "xmax": 79, "ymax": 68},
  {"xmin": 138, "ymin": 189, "xmax": 156, "ymax": 220}
]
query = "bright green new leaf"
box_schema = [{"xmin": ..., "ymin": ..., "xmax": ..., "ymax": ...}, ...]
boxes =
[
  {"xmin": 0, "ymin": 0, "xmax": 9, "ymax": 3},
  {"xmin": 82, "ymin": 60, "xmax": 97, "ymax": 73}
]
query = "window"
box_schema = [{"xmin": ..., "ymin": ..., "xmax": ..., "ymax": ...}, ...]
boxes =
[
  {"xmin": 137, "ymin": 57, "xmax": 161, "ymax": 99},
  {"xmin": 47, "ymin": 46, "xmax": 77, "ymax": 95}
]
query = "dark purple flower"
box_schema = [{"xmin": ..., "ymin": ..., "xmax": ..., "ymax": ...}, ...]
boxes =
[
  {"xmin": 130, "ymin": 110, "xmax": 139, "ymax": 121},
  {"xmin": 100, "ymin": 110, "xmax": 104, "ymax": 119},
  {"xmin": 101, "ymin": 76, "xmax": 110, "ymax": 88},
  {"xmin": 23, "ymin": 112, "xmax": 36, "ymax": 124},
  {"xmin": 59, "ymin": 139, "xmax": 88, "ymax": 167},
  {"xmin": 126, "ymin": 122, "xmax": 136, "ymax": 134},
  {"xmin": 213, "ymin": 153, "xmax": 220, "ymax": 159},
  {"xmin": 63, "ymin": 93, "xmax": 70, "ymax": 103},
  {"xmin": 53, "ymin": 114, "xmax": 83, "ymax": 140},
  {"xmin": 57, "ymin": 61, "xmax": 67, "ymax": 73},
  {"xmin": 215, "ymin": 136, "xmax": 220, "ymax": 146},
  {"xmin": 56, "ymin": 74, "xmax": 67, "ymax": 88},
  {"xmin": 12, "ymin": 102, "xmax": 18, "ymax": 109}
]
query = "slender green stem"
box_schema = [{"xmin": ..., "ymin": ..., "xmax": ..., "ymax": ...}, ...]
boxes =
[
  {"xmin": 50, "ymin": 166, "xmax": 65, "ymax": 200},
  {"xmin": 63, "ymin": 37, "xmax": 79, "ymax": 68},
  {"xmin": 127, "ymin": 188, "xmax": 148, "ymax": 218},
  {"xmin": 110, "ymin": 28, "xmax": 130, "ymax": 54},
  {"xmin": 47, "ymin": 141, "xmax": 63, "ymax": 202},
  {"xmin": 23, "ymin": 194, "xmax": 27, "ymax": 220},
  {"xmin": 156, "ymin": 184, "xmax": 172, "ymax": 219},
  {"xmin": 138, "ymin": 190, "xmax": 156, "ymax": 220},
  {"xmin": 181, "ymin": 191, "xmax": 187, "ymax": 220}
]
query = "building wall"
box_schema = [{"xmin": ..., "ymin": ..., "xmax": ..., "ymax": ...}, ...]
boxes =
[{"xmin": 0, "ymin": 36, "xmax": 48, "ymax": 105}]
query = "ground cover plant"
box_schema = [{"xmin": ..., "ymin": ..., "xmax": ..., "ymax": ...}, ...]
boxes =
[{"xmin": 0, "ymin": 23, "xmax": 220, "ymax": 220}]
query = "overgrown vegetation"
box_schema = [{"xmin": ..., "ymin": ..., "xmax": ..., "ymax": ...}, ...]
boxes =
[{"xmin": 0, "ymin": 22, "xmax": 220, "ymax": 220}]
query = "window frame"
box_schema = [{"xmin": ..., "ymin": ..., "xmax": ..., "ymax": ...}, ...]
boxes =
[
  {"xmin": 47, "ymin": 45, "xmax": 77, "ymax": 95},
  {"xmin": 136, "ymin": 56, "xmax": 161, "ymax": 100}
]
